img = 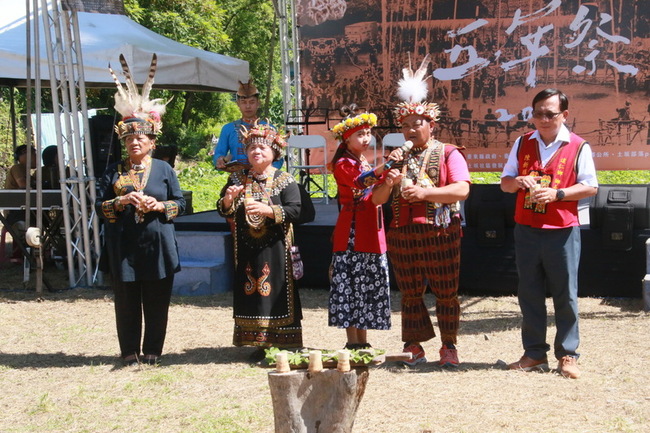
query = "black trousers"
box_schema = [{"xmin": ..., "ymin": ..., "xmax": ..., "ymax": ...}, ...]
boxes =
[{"xmin": 113, "ymin": 275, "xmax": 173, "ymax": 358}]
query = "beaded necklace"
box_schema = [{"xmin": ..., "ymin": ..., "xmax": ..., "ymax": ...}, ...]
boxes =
[
  {"xmin": 401, "ymin": 141, "xmax": 433, "ymax": 188},
  {"xmin": 127, "ymin": 156, "xmax": 152, "ymax": 223},
  {"xmin": 244, "ymin": 170, "xmax": 274, "ymax": 230}
]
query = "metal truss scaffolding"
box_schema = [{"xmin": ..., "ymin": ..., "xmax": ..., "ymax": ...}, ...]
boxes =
[
  {"xmin": 276, "ymin": 0, "xmax": 302, "ymax": 128},
  {"xmin": 34, "ymin": 0, "xmax": 100, "ymax": 287}
]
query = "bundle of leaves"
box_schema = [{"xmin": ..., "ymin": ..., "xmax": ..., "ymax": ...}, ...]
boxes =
[{"xmin": 263, "ymin": 347, "xmax": 385, "ymax": 368}]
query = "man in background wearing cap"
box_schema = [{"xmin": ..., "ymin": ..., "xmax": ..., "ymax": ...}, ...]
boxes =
[{"xmin": 213, "ymin": 80, "xmax": 283, "ymax": 170}]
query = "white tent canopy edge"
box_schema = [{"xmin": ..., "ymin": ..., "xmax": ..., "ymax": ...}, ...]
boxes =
[{"xmin": 0, "ymin": 1, "xmax": 249, "ymax": 92}]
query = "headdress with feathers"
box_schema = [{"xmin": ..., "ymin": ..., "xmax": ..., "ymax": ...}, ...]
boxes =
[
  {"xmin": 109, "ymin": 53, "xmax": 168, "ymax": 139},
  {"xmin": 240, "ymin": 120, "xmax": 287, "ymax": 161},
  {"xmin": 393, "ymin": 53, "xmax": 440, "ymax": 125}
]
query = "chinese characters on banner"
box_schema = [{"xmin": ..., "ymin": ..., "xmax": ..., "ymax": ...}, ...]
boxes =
[{"xmin": 296, "ymin": 0, "xmax": 650, "ymax": 171}]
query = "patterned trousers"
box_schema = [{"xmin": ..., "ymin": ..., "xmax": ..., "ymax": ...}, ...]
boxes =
[{"xmin": 387, "ymin": 219, "xmax": 461, "ymax": 345}]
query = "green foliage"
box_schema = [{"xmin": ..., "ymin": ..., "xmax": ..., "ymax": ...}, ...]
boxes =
[
  {"xmin": 266, "ymin": 92, "xmax": 285, "ymax": 127},
  {"xmin": 124, "ymin": 0, "xmax": 230, "ymax": 52},
  {"xmin": 597, "ymin": 170, "xmax": 650, "ymax": 185},
  {"xmin": 470, "ymin": 172, "xmax": 502, "ymax": 184},
  {"xmin": 163, "ymin": 124, "xmax": 211, "ymax": 161},
  {"xmin": 263, "ymin": 347, "xmax": 385, "ymax": 367},
  {"xmin": 471, "ymin": 171, "xmax": 650, "ymax": 185},
  {"xmin": 222, "ymin": 0, "xmax": 280, "ymax": 99},
  {"xmin": 122, "ymin": 0, "xmax": 285, "ymax": 156},
  {"xmin": 0, "ymin": 90, "xmax": 26, "ymax": 185},
  {"xmin": 176, "ymin": 161, "xmax": 229, "ymax": 212}
]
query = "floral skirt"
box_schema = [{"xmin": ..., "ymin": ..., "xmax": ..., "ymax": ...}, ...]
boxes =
[{"xmin": 328, "ymin": 229, "xmax": 391, "ymax": 330}]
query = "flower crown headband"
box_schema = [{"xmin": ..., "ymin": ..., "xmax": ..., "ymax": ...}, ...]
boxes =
[
  {"xmin": 240, "ymin": 121, "xmax": 287, "ymax": 155},
  {"xmin": 332, "ymin": 112, "xmax": 378, "ymax": 141},
  {"xmin": 393, "ymin": 53, "xmax": 440, "ymax": 125}
]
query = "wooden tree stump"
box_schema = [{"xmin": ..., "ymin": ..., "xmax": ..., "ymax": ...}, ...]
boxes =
[{"xmin": 268, "ymin": 367, "xmax": 369, "ymax": 433}]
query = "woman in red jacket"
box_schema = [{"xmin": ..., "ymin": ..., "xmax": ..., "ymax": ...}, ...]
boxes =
[{"xmin": 328, "ymin": 104, "xmax": 403, "ymax": 350}]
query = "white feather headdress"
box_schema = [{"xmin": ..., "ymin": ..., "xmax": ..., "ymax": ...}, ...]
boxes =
[
  {"xmin": 109, "ymin": 53, "xmax": 168, "ymax": 139},
  {"xmin": 394, "ymin": 53, "xmax": 440, "ymax": 125}
]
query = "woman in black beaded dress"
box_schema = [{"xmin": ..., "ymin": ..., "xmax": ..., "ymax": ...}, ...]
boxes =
[{"xmin": 217, "ymin": 122, "xmax": 303, "ymax": 358}]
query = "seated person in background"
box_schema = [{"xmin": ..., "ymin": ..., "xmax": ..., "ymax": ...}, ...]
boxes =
[
  {"xmin": 212, "ymin": 80, "xmax": 283, "ymax": 171},
  {"xmin": 41, "ymin": 145, "xmax": 60, "ymax": 190},
  {"xmin": 3, "ymin": 145, "xmax": 37, "ymax": 260},
  {"xmin": 5, "ymin": 145, "xmax": 36, "ymax": 191}
]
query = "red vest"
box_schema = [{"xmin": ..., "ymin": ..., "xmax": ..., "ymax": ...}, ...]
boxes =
[
  {"xmin": 515, "ymin": 131, "xmax": 585, "ymax": 229},
  {"xmin": 390, "ymin": 143, "xmax": 462, "ymax": 228}
]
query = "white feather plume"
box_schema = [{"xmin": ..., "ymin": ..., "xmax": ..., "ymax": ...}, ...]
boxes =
[{"xmin": 396, "ymin": 54, "xmax": 432, "ymax": 103}]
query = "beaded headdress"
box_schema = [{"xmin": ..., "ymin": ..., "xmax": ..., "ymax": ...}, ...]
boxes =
[
  {"xmin": 332, "ymin": 112, "xmax": 378, "ymax": 141},
  {"xmin": 109, "ymin": 53, "xmax": 168, "ymax": 139},
  {"xmin": 393, "ymin": 54, "xmax": 440, "ymax": 125},
  {"xmin": 240, "ymin": 121, "xmax": 287, "ymax": 156}
]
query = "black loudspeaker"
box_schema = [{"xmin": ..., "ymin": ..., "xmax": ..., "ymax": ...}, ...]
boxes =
[
  {"xmin": 153, "ymin": 145, "xmax": 178, "ymax": 168},
  {"xmin": 464, "ymin": 184, "xmax": 516, "ymax": 246},
  {"xmin": 181, "ymin": 190, "xmax": 193, "ymax": 215},
  {"xmin": 89, "ymin": 114, "xmax": 121, "ymax": 175},
  {"xmin": 589, "ymin": 184, "xmax": 650, "ymax": 251}
]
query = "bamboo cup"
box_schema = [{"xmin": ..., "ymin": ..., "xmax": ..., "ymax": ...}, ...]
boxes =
[
  {"xmin": 337, "ymin": 350, "xmax": 351, "ymax": 372},
  {"xmin": 275, "ymin": 351, "xmax": 290, "ymax": 373},
  {"xmin": 308, "ymin": 350, "xmax": 323, "ymax": 373}
]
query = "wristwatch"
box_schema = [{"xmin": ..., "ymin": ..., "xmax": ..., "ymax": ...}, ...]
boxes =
[{"xmin": 556, "ymin": 189, "xmax": 566, "ymax": 201}]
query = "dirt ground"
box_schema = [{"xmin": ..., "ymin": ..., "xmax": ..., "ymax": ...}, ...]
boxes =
[{"xmin": 1, "ymin": 263, "xmax": 649, "ymax": 433}]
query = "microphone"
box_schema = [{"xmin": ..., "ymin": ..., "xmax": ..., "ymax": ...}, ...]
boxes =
[
  {"xmin": 383, "ymin": 140, "xmax": 413, "ymax": 170},
  {"xmin": 356, "ymin": 140, "xmax": 414, "ymax": 186}
]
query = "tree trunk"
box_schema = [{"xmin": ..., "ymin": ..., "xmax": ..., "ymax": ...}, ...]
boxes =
[
  {"xmin": 181, "ymin": 92, "xmax": 194, "ymax": 125},
  {"xmin": 267, "ymin": 367, "xmax": 369, "ymax": 433}
]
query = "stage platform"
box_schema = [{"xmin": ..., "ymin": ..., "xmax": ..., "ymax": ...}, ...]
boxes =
[
  {"xmin": 174, "ymin": 200, "xmax": 339, "ymax": 291},
  {"xmin": 174, "ymin": 191, "xmax": 649, "ymax": 298}
]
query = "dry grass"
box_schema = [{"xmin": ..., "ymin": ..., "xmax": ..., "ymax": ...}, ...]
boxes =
[{"xmin": 0, "ymin": 264, "xmax": 649, "ymax": 433}]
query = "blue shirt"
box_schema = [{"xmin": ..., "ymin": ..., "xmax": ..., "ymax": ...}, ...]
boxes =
[{"xmin": 213, "ymin": 119, "xmax": 283, "ymax": 169}]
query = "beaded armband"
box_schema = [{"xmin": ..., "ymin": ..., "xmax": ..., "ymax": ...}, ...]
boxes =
[
  {"xmin": 271, "ymin": 205, "xmax": 285, "ymax": 224},
  {"xmin": 217, "ymin": 196, "xmax": 238, "ymax": 216},
  {"xmin": 162, "ymin": 201, "xmax": 180, "ymax": 220},
  {"xmin": 102, "ymin": 198, "xmax": 123, "ymax": 222}
]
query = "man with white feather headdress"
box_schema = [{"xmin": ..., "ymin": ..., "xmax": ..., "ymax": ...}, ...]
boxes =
[
  {"xmin": 374, "ymin": 54, "xmax": 471, "ymax": 368},
  {"xmin": 96, "ymin": 54, "xmax": 185, "ymax": 367}
]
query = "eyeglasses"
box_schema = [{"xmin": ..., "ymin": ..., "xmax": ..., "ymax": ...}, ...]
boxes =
[{"xmin": 532, "ymin": 111, "xmax": 563, "ymax": 120}]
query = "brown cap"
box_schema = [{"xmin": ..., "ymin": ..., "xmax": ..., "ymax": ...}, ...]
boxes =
[{"xmin": 237, "ymin": 79, "xmax": 259, "ymax": 98}]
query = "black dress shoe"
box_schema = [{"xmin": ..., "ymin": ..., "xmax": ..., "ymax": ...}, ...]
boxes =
[
  {"xmin": 122, "ymin": 355, "xmax": 139, "ymax": 367},
  {"xmin": 344, "ymin": 343, "xmax": 372, "ymax": 350},
  {"xmin": 248, "ymin": 347, "xmax": 267, "ymax": 363}
]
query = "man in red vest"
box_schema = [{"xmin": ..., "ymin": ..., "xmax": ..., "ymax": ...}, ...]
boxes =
[{"xmin": 500, "ymin": 88, "xmax": 598, "ymax": 379}]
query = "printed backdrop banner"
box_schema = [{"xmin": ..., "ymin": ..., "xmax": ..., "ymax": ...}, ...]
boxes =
[{"xmin": 295, "ymin": 0, "xmax": 650, "ymax": 171}]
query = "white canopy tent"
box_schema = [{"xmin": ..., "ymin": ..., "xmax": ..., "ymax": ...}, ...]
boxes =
[
  {"xmin": 0, "ymin": 0, "xmax": 249, "ymax": 291},
  {"xmin": 0, "ymin": 1, "xmax": 249, "ymax": 92}
]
